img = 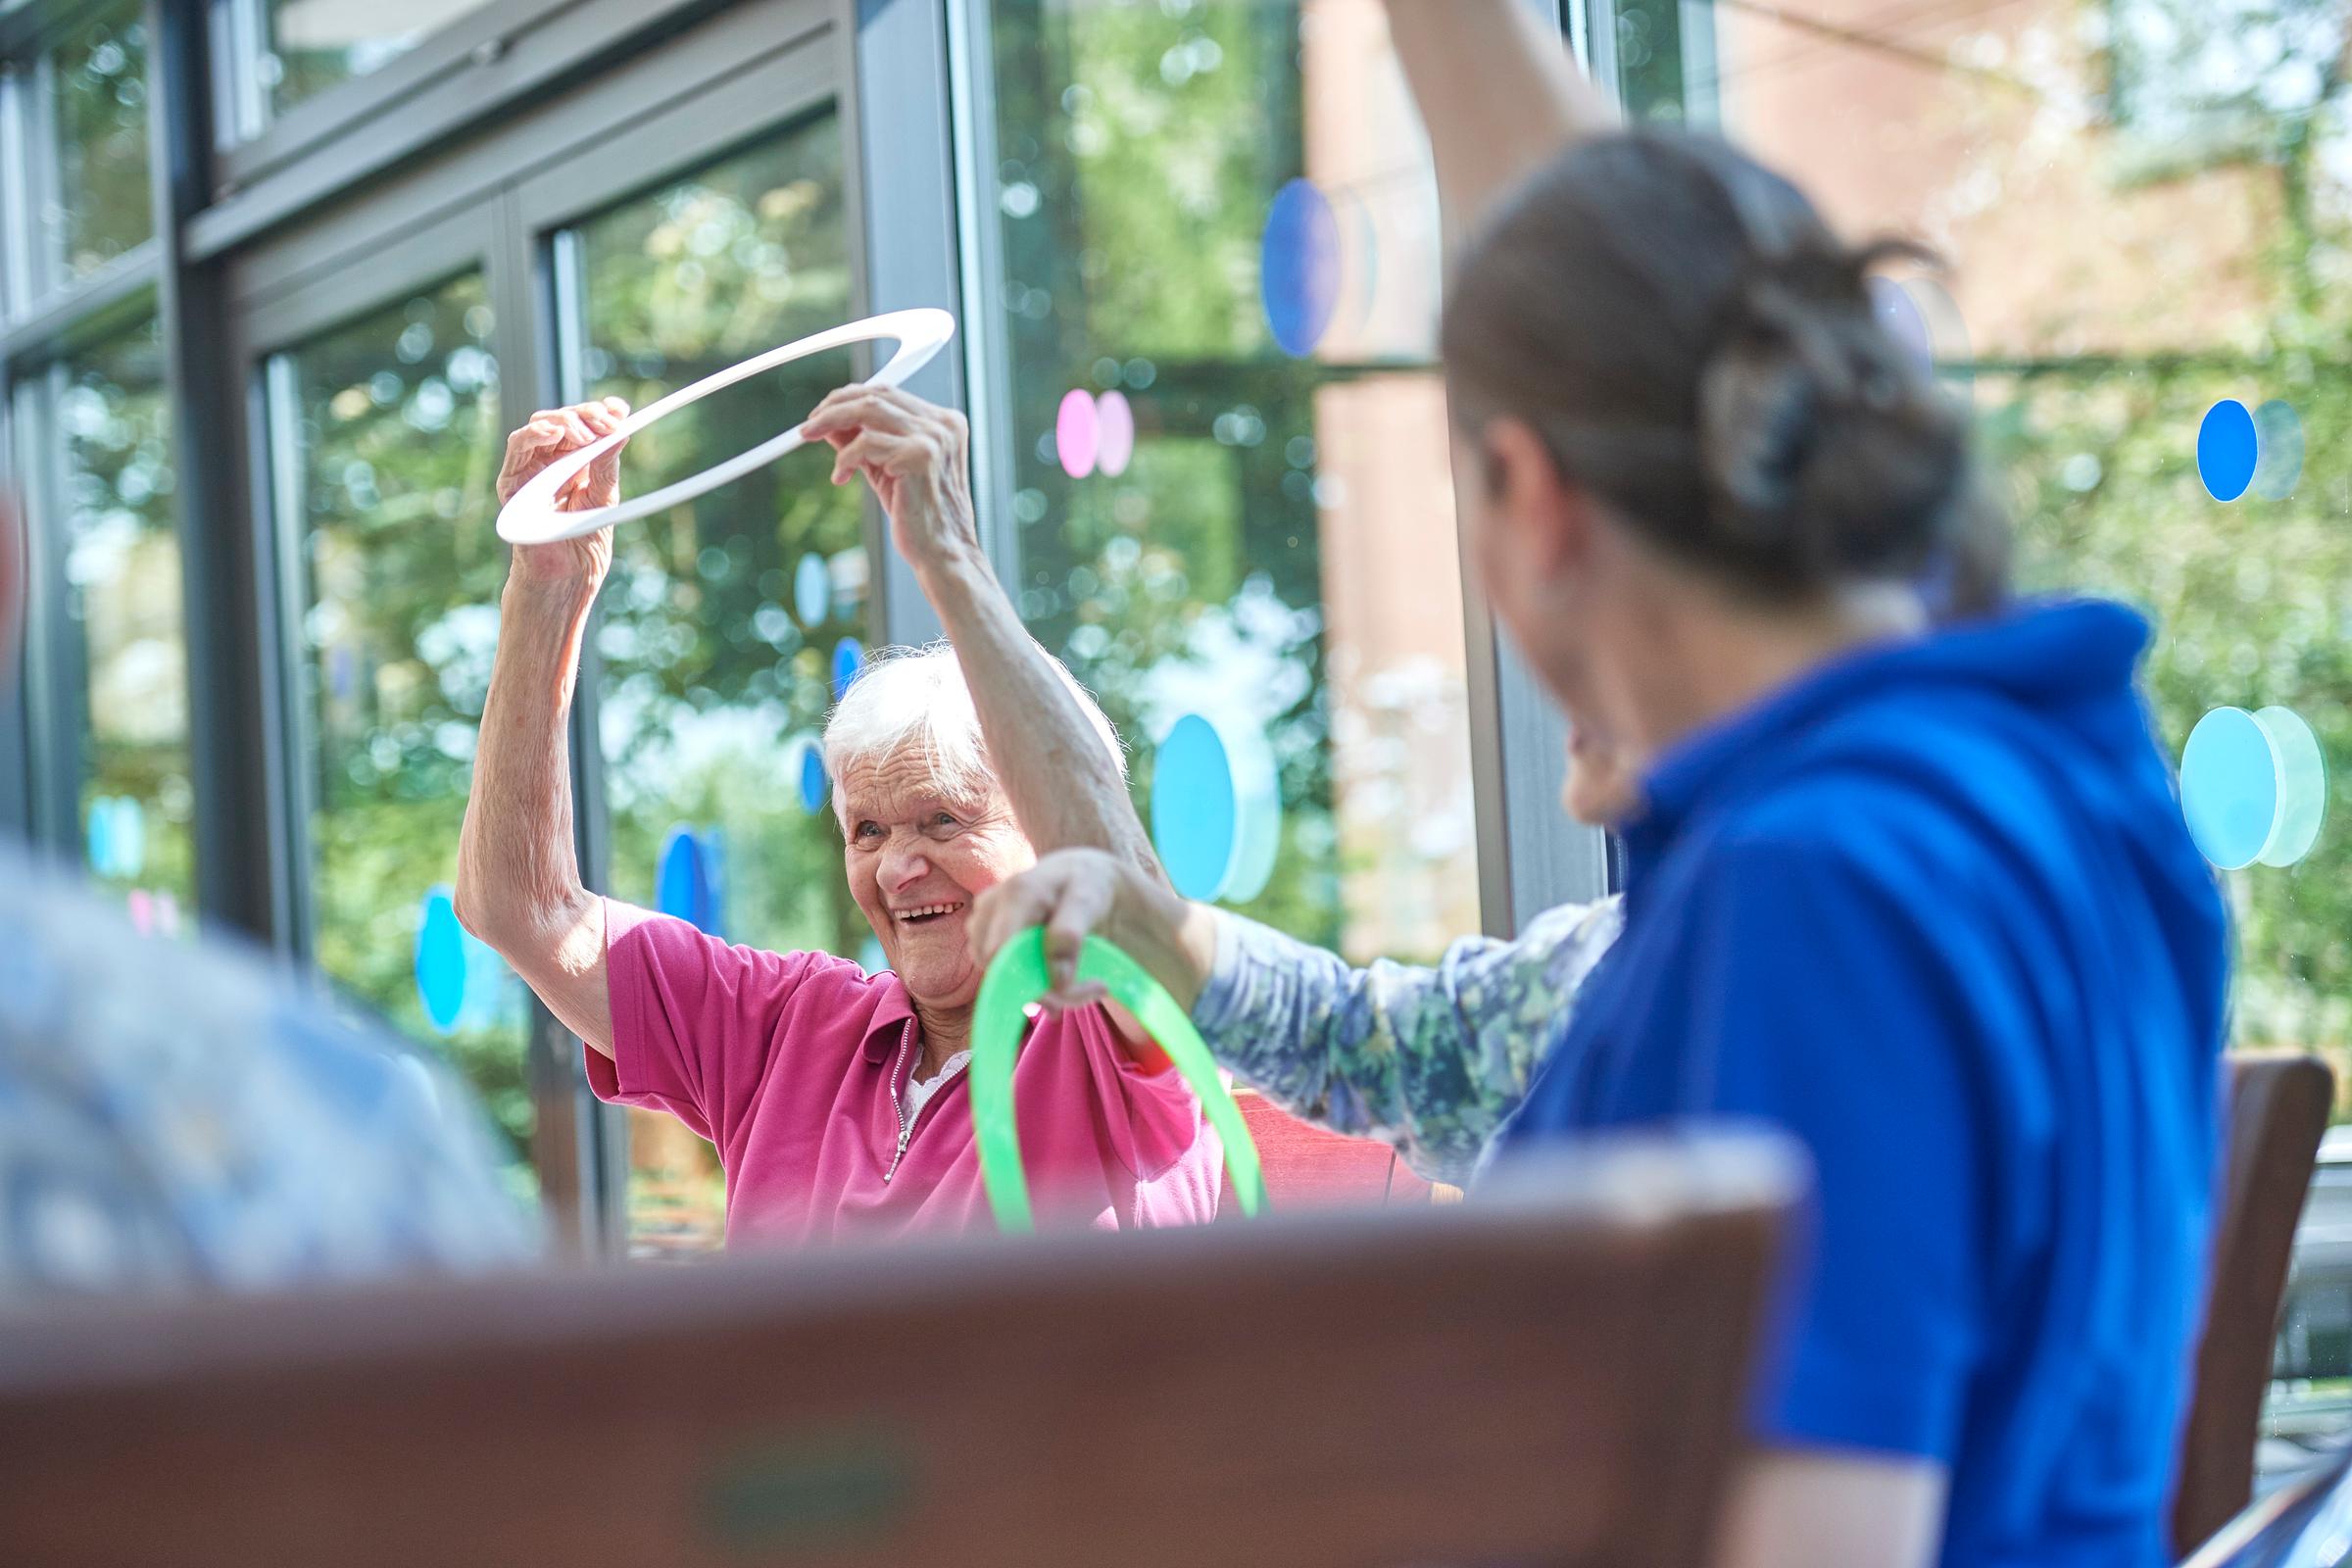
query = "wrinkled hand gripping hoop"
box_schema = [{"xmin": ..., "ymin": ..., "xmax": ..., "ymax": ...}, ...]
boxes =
[{"xmin": 970, "ymin": 928, "xmax": 1269, "ymax": 1233}]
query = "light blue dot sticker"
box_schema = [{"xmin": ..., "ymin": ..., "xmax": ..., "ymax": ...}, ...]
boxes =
[
  {"xmin": 858, "ymin": 937, "xmax": 888, "ymax": 976},
  {"xmin": 2198, "ymin": 400, "xmax": 2258, "ymax": 502},
  {"xmin": 2180, "ymin": 705, "xmax": 2328, "ymax": 869},
  {"xmin": 832, "ymin": 637, "xmax": 864, "ymax": 702},
  {"xmin": 1151, "ymin": 712, "xmax": 1283, "ymax": 904},
  {"xmin": 1261, "ymin": 178, "xmax": 1341, "ymax": 359},
  {"xmin": 415, "ymin": 887, "xmax": 468, "ymax": 1037},
  {"xmin": 794, "ymin": 553, "xmax": 830, "ymax": 627},
  {"xmin": 2253, "ymin": 400, "xmax": 2304, "ymax": 501},
  {"xmin": 2255, "ymin": 706, "xmax": 2327, "ymax": 867},
  {"xmin": 86, "ymin": 796, "xmax": 114, "ymax": 876},
  {"xmin": 1152, "ymin": 716, "xmax": 1237, "ymax": 901},
  {"xmin": 113, "ymin": 798, "xmax": 144, "ymax": 879}
]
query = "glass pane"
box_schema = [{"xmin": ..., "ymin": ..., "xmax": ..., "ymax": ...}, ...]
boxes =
[
  {"xmin": 56, "ymin": 318, "xmax": 194, "ymax": 923},
  {"xmin": 1700, "ymin": 0, "xmax": 2349, "ymax": 1469},
  {"xmin": 40, "ymin": 0, "xmax": 153, "ymax": 287},
  {"xmin": 271, "ymin": 273, "xmax": 533, "ymax": 1195},
  {"xmin": 260, "ymin": 0, "xmax": 499, "ymax": 122},
  {"xmin": 565, "ymin": 113, "xmax": 858, "ymax": 1257},
  {"xmin": 979, "ymin": 2, "xmax": 1481, "ymax": 965}
]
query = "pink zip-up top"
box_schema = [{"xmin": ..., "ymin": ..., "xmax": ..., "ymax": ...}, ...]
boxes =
[{"xmin": 585, "ymin": 902, "xmax": 1224, "ymax": 1246}]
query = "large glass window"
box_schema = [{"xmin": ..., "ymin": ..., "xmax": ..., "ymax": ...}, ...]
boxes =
[
  {"xmin": 258, "ymin": 0, "xmax": 500, "ymax": 121},
  {"xmin": 268, "ymin": 273, "xmax": 533, "ymax": 1192},
  {"xmin": 51, "ymin": 318, "xmax": 195, "ymax": 920},
  {"xmin": 554, "ymin": 112, "xmax": 859, "ymax": 1255},
  {"xmin": 35, "ymin": 0, "xmax": 153, "ymax": 289},
  {"xmin": 978, "ymin": 0, "xmax": 1482, "ymax": 967},
  {"xmin": 1697, "ymin": 0, "xmax": 2351, "ymax": 1465}
]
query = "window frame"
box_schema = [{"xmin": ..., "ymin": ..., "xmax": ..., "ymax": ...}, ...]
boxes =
[
  {"xmin": 940, "ymin": 0, "xmax": 1615, "ymax": 936},
  {"xmin": 218, "ymin": 0, "xmax": 853, "ymax": 1255}
]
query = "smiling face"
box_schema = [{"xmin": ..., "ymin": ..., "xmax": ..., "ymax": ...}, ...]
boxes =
[{"xmin": 838, "ymin": 744, "xmax": 1038, "ymax": 1012}]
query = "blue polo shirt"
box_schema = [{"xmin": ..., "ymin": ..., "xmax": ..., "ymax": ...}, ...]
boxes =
[{"xmin": 1504, "ymin": 601, "xmax": 2229, "ymax": 1568}]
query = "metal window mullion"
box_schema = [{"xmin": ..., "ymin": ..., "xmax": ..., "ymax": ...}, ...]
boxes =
[
  {"xmin": 945, "ymin": 0, "xmax": 1018, "ymax": 596},
  {"xmin": 259, "ymin": 350, "xmax": 318, "ymax": 958},
  {"xmin": 502, "ymin": 200, "xmax": 606, "ymax": 1260},
  {"xmin": 847, "ymin": 0, "xmax": 963, "ymax": 649},
  {"xmin": 19, "ymin": 361, "xmax": 81, "ymax": 861},
  {"xmin": 154, "ymin": 0, "xmax": 284, "ymax": 943},
  {"xmin": 0, "ymin": 377, "xmax": 25, "ymax": 841},
  {"xmin": 0, "ymin": 61, "xmax": 29, "ymax": 321}
]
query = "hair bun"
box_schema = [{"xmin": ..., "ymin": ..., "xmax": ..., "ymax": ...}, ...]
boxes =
[{"xmin": 1694, "ymin": 245, "xmax": 1967, "ymax": 586}]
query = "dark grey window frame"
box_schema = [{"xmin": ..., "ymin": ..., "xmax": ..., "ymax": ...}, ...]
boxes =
[{"xmin": 215, "ymin": 0, "xmax": 851, "ymax": 1253}]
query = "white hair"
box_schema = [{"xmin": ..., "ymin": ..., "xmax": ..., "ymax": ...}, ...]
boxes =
[{"xmin": 820, "ymin": 641, "xmax": 1124, "ymax": 825}]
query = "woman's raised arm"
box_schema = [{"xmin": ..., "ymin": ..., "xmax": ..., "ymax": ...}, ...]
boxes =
[{"xmin": 1382, "ymin": 0, "xmax": 1618, "ymax": 239}]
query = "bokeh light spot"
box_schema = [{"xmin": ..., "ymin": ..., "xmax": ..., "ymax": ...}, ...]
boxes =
[
  {"xmin": 2253, "ymin": 400, "xmax": 2305, "ymax": 501},
  {"xmin": 2197, "ymin": 400, "xmax": 2258, "ymax": 502},
  {"xmin": 1261, "ymin": 178, "xmax": 1341, "ymax": 359},
  {"xmin": 1055, "ymin": 387, "xmax": 1098, "ymax": 478},
  {"xmin": 1095, "ymin": 391, "xmax": 1135, "ymax": 477},
  {"xmin": 831, "ymin": 637, "xmax": 864, "ymax": 702}
]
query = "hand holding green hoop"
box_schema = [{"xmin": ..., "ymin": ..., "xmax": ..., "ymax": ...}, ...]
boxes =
[{"xmin": 970, "ymin": 928, "xmax": 1268, "ymax": 1233}]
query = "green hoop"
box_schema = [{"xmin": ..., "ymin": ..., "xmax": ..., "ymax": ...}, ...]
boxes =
[{"xmin": 969, "ymin": 927, "xmax": 1268, "ymax": 1232}]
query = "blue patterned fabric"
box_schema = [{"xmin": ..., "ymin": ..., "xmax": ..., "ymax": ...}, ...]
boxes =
[
  {"xmin": 0, "ymin": 848, "xmax": 536, "ymax": 1298},
  {"xmin": 1189, "ymin": 897, "xmax": 1624, "ymax": 1183}
]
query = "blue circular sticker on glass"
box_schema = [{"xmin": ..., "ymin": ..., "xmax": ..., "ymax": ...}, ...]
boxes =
[
  {"xmin": 794, "ymin": 553, "xmax": 831, "ymax": 627},
  {"xmin": 2254, "ymin": 706, "xmax": 2327, "ymax": 867},
  {"xmin": 1152, "ymin": 715, "xmax": 1239, "ymax": 901},
  {"xmin": 656, "ymin": 826, "xmax": 718, "ymax": 932},
  {"xmin": 86, "ymin": 797, "xmax": 114, "ymax": 876},
  {"xmin": 2253, "ymin": 400, "xmax": 2305, "ymax": 501},
  {"xmin": 1261, "ymin": 178, "xmax": 1341, "ymax": 359},
  {"xmin": 2197, "ymin": 400, "xmax": 2258, "ymax": 502},
  {"xmin": 795, "ymin": 736, "xmax": 830, "ymax": 814},
  {"xmin": 831, "ymin": 637, "xmax": 864, "ymax": 702},
  {"xmin": 1151, "ymin": 712, "xmax": 1282, "ymax": 903},
  {"xmin": 112, "ymin": 798, "xmax": 145, "ymax": 879},
  {"xmin": 2181, "ymin": 707, "xmax": 2279, "ymax": 869},
  {"xmin": 415, "ymin": 887, "xmax": 468, "ymax": 1037},
  {"xmin": 858, "ymin": 937, "xmax": 888, "ymax": 976}
]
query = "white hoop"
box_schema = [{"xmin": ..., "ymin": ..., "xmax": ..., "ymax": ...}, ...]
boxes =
[{"xmin": 495, "ymin": 308, "xmax": 957, "ymax": 546}]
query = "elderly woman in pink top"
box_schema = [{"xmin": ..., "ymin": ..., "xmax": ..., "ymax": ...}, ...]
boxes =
[{"xmin": 456, "ymin": 387, "xmax": 1221, "ymax": 1246}]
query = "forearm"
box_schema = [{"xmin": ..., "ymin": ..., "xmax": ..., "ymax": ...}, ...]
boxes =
[
  {"xmin": 918, "ymin": 545, "xmax": 1159, "ymax": 876},
  {"xmin": 1189, "ymin": 899, "xmax": 1624, "ymax": 1182},
  {"xmin": 456, "ymin": 574, "xmax": 612, "ymax": 1049},
  {"xmin": 1383, "ymin": 0, "xmax": 1616, "ymax": 239}
]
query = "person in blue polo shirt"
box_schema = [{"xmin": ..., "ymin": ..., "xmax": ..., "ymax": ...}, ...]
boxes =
[{"xmin": 964, "ymin": 4, "xmax": 2230, "ymax": 1564}]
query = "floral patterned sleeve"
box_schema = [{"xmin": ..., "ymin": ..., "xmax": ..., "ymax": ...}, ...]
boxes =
[{"xmin": 1188, "ymin": 897, "xmax": 1625, "ymax": 1184}]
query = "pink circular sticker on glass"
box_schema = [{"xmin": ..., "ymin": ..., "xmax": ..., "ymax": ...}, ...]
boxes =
[
  {"xmin": 1055, "ymin": 388, "xmax": 1099, "ymax": 478},
  {"xmin": 1096, "ymin": 391, "xmax": 1135, "ymax": 477}
]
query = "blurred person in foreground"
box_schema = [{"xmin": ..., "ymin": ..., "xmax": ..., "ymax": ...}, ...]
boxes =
[
  {"xmin": 967, "ymin": 2, "xmax": 2228, "ymax": 1565},
  {"xmin": 457, "ymin": 392, "xmax": 1221, "ymax": 1247},
  {"xmin": 0, "ymin": 493, "xmax": 532, "ymax": 1298}
]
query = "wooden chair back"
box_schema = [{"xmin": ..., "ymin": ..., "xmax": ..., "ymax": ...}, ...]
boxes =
[
  {"xmin": 0, "ymin": 1131, "xmax": 1803, "ymax": 1568},
  {"xmin": 2176, "ymin": 1053, "xmax": 2335, "ymax": 1555}
]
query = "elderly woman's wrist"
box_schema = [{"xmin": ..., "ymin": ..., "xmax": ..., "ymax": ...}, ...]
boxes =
[{"xmin": 909, "ymin": 535, "xmax": 990, "ymax": 587}]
